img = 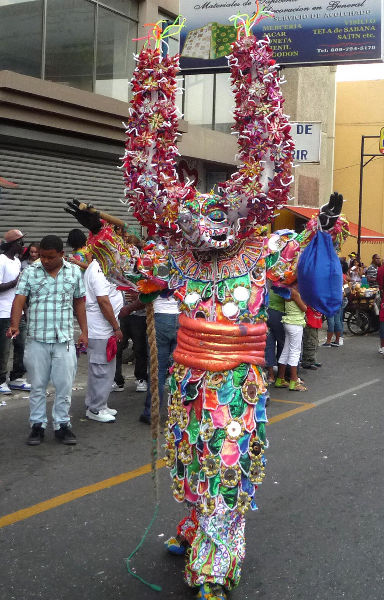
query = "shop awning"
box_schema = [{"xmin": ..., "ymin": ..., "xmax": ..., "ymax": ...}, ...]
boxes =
[
  {"xmin": 282, "ymin": 205, "xmax": 384, "ymax": 244},
  {"xmin": 0, "ymin": 176, "xmax": 18, "ymax": 188}
]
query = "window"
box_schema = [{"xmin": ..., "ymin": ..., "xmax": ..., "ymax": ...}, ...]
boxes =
[
  {"xmin": 184, "ymin": 74, "xmax": 214, "ymax": 129},
  {"xmin": 0, "ymin": 0, "xmax": 43, "ymax": 78},
  {"xmin": 99, "ymin": 0, "xmax": 138, "ymax": 19},
  {"xmin": 182, "ymin": 73, "xmax": 234, "ymax": 131},
  {"xmin": 0, "ymin": 0, "xmax": 139, "ymax": 100},
  {"xmin": 214, "ymin": 73, "xmax": 233, "ymax": 133},
  {"xmin": 95, "ymin": 7, "xmax": 137, "ymax": 102},
  {"xmin": 45, "ymin": 0, "xmax": 95, "ymax": 92}
]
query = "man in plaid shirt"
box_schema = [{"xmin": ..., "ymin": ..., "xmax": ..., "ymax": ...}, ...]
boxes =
[{"xmin": 7, "ymin": 235, "xmax": 88, "ymax": 445}]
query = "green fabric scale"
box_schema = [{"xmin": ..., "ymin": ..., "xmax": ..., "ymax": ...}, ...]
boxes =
[
  {"xmin": 239, "ymin": 454, "xmax": 251, "ymax": 475},
  {"xmin": 185, "ymin": 381, "xmax": 200, "ymax": 402},
  {"xmin": 186, "ymin": 408, "xmax": 200, "ymax": 445},
  {"xmin": 229, "ymin": 389, "xmax": 246, "ymax": 419},
  {"xmin": 220, "ymin": 486, "xmax": 238, "ymax": 509},
  {"xmin": 177, "ymin": 459, "xmax": 185, "ymax": 479},
  {"xmin": 232, "ymin": 364, "xmax": 249, "ymax": 388},
  {"xmin": 186, "ymin": 279, "xmax": 212, "ymax": 299},
  {"xmin": 208, "ymin": 428, "xmax": 226, "ymax": 455},
  {"xmin": 187, "ymin": 448, "xmax": 200, "ymax": 478},
  {"xmin": 209, "ymin": 473, "xmax": 221, "ymax": 497},
  {"xmin": 257, "ymin": 422, "xmax": 266, "ymax": 444}
]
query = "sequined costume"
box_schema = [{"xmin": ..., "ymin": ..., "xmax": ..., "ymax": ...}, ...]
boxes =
[
  {"xmin": 136, "ymin": 223, "xmax": 343, "ymax": 589},
  {"xmin": 74, "ymin": 12, "xmax": 348, "ymax": 596}
]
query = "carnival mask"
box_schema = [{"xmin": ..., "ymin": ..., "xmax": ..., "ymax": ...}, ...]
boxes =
[{"xmin": 178, "ymin": 193, "xmax": 243, "ymax": 250}]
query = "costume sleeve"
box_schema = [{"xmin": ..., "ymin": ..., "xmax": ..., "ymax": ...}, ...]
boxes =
[
  {"xmin": 266, "ymin": 214, "xmax": 349, "ymax": 285},
  {"xmin": 15, "ymin": 267, "xmax": 31, "ymax": 296},
  {"xmin": 73, "ymin": 250, "xmax": 87, "ymax": 263},
  {"xmin": 134, "ymin": 241, "xmax": 171, "ymax": 296}
]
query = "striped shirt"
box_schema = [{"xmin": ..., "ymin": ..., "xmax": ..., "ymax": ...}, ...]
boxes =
[{"xmin": 16, "ymin": 260, "xmax": 85, "ymax": 343}]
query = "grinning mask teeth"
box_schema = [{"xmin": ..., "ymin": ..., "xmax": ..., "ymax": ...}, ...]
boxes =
[{"xmin": 177, "ymin": 193, "xmax": 243, "ymax": 250}]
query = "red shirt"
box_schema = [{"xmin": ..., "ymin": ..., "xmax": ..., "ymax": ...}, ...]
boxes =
[{"xmin": 377, "ymin": 265, "xmax": 384, "ymax": 292}]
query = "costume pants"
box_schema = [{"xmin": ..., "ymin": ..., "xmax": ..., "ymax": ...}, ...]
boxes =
[
  {"xmin": 301, "ymin": 326, "xmax": 319, "ymax": 364},
  {"xmin": 24, "ymin": 339, "xmax": 77, "ymax": 429},
  {"xmin": 86, "ymin": 338, "xmax": 116, "ymax": 412},
  {"xmin": 279, "ymin": 324, "xmax": 303, "ymax": 367},
  {"xmin": 0, "ymin": 316, "xmax": 27, "ymax": 384},
  {"xmin": 181, "ymin": 500, "xmax": 245, "ymax": 590},
  {"xmin": 115, "ymin": 314, "xmax": 147, "ymax": 385},
  {"xmin": 265, "ymin": 308, "xmax": 285, "ymax": 367},
  {"xmin": 143, "ymin": 313, "xmax": 179, "ymax": 418}
]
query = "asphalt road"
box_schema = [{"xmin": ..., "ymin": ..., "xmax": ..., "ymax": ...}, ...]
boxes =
[{"xmin": 0, "ymin": 331, "xmax": 383, "ymax": 600}]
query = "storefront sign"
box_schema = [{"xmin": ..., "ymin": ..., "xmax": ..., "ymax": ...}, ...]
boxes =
[
  {"xmin": 180, "ymin": 0, "xmax": 383, "ymax": 72},
  {"xmin": 290, "ymin": 122, "xmax": 321, "ymax": 163}
]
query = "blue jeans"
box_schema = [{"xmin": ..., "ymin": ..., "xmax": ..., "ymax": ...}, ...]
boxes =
[
  {"xmin": 327, "ymin": 307, "xmax": 343, "ymax": 334},
  {"xmin": 265, "ymin": 308, "xmax": 285, "ymax": 367},
  {"xmin": 143, "ymin": 313, "xmax": 179, "ymax": 418},
  {"xmin": 24, "ymin": 339, "xmax": 77, "ymax": 429}
]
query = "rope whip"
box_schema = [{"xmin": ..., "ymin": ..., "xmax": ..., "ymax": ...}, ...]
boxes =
[{"xmin": 125, "ymin": 302, "xmax": 162, "ymax": 592}]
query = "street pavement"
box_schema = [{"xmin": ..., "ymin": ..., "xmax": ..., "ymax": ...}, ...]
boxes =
[{"xmin": 0, "ymin": 330, "xmax": 383, "ymax": 600}]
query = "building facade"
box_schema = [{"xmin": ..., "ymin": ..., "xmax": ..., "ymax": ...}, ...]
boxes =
[
  {"xmin": 333, "ymin": 79, "xmax": 384, "ymax": 263},
  {"xmin": 0, "ymin": 0, "xmax": 336, "ymax": 241}
]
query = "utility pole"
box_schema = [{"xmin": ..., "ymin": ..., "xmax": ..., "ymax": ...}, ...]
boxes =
[{"xmin": 357, "ymin": 136, "xmax": 381, "ymax": 258}]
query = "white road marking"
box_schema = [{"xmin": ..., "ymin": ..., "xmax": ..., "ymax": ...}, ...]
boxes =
[{"xmin": 314, "ymin": 379, "xmax": 380, "ymax": 407}]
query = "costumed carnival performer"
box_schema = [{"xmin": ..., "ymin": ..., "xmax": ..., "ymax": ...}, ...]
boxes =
[{"xmin": 67, "ymin": 8, "xmax": 349, "ymax": 600}]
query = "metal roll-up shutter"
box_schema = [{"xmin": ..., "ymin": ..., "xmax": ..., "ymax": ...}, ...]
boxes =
[{"xmin": 0, "ymin": 145, "xmax": 140, "ymax": 242}]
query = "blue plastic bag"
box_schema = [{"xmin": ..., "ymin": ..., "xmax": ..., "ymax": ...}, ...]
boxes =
[{"xmin": 297, "ymin": 230, "xmax": 342, "ymax": 317}]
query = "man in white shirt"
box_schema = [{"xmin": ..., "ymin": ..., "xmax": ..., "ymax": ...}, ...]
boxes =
[
  {"xmin": 84, "ymin": 258, "xmax": 123, "ymax": 422},
  {"xmin": 0, "ymin": 229, "xmax": 30, "ymax": 394}
]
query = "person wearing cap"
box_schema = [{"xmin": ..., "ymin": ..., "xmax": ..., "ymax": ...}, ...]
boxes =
[
  {"xmin": 348, "ymin": 252, "xmax": 357, "ymax": 268},
  {"xmin": 0, "ymin": 229, "xmax": 30, "ymax": 394}
]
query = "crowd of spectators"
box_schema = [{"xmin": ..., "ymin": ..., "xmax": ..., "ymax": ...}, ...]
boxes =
[
  {"xmin": 0, "ymin": 227, "xmax": 180, "ymax": 444},
  {"xmin": 1, "ymin": 228, "xmax": 382, "ymax": 441}
]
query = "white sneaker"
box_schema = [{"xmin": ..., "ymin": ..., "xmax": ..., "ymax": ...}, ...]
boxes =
[
  {"xmin": 105, "ymin": 406, "xmax": 117, "ymax": 416},
  {"xmin": 111, "ymin": 382, "xmax": 124, "ymax": 392},
  {"xmin": 86, "ymin": 408, "xmax": 115, "ymax": 423},
  {"xmin": 378, "ymin": 347, "xmax": 384, "ymax": 354},
  {"xmin": 338, "ymin": 338, "xmax": 344, "ymax": 346},
  {"xmin": 0, "ymin": 382, "xmax": 12, "ymax": 394},
  {"xmin": 136, "ymin": 379, "xmax": 148, "ymax": 392},
  {"xmin": 9, "ymin": 378, "xmax": 31, "ymax": 391}
]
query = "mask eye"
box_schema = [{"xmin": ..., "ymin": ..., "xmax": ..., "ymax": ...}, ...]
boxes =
[{"xmin": 208, "ymin": 209, "xmax": 226, "ymax": 223}]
